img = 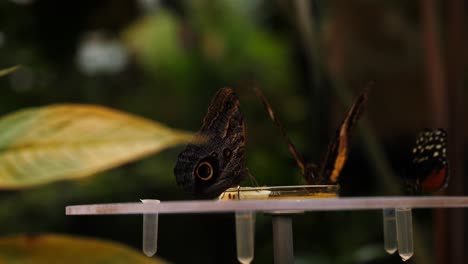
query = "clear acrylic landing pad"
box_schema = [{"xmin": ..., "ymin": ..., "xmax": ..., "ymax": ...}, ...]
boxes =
[
  {"xmin": 65, "ymin": 189, "xmax": 468, "ymax": 263},
  {"xmin": 66, "ymin": 196, "xmax": 468, "ymax": 215}
]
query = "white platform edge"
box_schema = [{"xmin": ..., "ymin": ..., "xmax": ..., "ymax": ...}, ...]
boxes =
[{"xmin": 66, "ymin": 196, "xmax": 468, "ymax": 215}]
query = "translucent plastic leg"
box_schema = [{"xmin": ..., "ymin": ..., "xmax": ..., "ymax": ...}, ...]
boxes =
[
  {"xmin": 272, "ymin": 214, "xmax": 294, "ymax": 264},
  {"xmin": 382, "ymin": 208, "xmax": 397, "ymax": 254},
  {"xmin": 235, "ymin": 211, "xmax": 255, "ymax": 264},
  {"xmin": 141, "ymin": 199, "xmax": 160, "ymax": 257},
  {"xmin": 396, "ymin": 208, "xmax": 413, "ymax": 261}
]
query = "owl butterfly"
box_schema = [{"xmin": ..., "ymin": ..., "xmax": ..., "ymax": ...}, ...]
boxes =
[
  {"xmin": 408, "ymin": 129, "xmax": 449, "ymax": 194},
  {"xmin": 174, "ymin": 88, "xmax": 246, "ymax": 198},
  {"xmin": 255, "ymin": 83, "xmax": 372, "ymax": 185}
]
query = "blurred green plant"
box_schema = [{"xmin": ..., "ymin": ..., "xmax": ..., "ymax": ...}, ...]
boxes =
[
  {"xmin": 0, "ymin": 234, "xmax": 168, "ymax": 264},
  {"xmin": 0, "ymin": 66, "xmax": 176, "ymax": 262},
  {"xmin": 122, "ymin": 1, "xmax": 296, "ymax": 93},
  {"xmin": 0, "ymin": 104, "xmax": 194, "ymax": 188}
]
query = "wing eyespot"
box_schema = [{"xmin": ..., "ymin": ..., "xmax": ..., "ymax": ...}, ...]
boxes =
[{"xmin": 195, "ymin": 161, "xmax": 214, "ymax": 181}]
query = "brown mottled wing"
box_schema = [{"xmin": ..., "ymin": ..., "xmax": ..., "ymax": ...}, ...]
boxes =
[
  {"xmin": 319, "ymin": 82, "xmax": 372, "ymax": 184},
  {"xmin": 200, "ymin": 88, "xmax": 239, "ymax": 135},
  {"xmin": 254, "ymin": 87, "xmax": 306, "ymax": 175},
  {"xmin": 174, "ymin": 87, "xmax": 246, "ymax": 198}
]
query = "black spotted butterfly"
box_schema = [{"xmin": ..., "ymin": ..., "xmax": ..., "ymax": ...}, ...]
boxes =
[
  {"xmin": 408, "ymin": 128, "xmax": 449, "ymax": 193},
  {"xmin": 255, "ymin": 82, "xmax": 372, "ymax": 185}
]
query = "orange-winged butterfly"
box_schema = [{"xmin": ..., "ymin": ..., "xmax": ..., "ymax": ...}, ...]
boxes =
[
  {"xmin": 255, "ymin": 82, "xmax": 372, "ymax": 185},
  {"xmin": 408, "ymin": 129, "xmax": 449, "ymax": 194}
]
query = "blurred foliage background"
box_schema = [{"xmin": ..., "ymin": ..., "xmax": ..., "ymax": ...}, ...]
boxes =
[{"xmin": 0, "ymin": 0, "xmax": 467, "ymax": 263}]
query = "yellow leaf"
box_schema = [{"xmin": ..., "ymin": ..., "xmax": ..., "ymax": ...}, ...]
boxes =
[
  {"xmin": 0, "ymin": 234, "xmax": 169, "ymax": 264},
  {"xmin": 0, "ymin": 65, "xmax": 21, "ymax": 77},
  {"xmin": 0, "ymin": 104, "xmax": 195, "ymax": 188}
]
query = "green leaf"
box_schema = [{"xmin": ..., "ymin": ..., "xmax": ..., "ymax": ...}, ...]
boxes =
[
  {"xmin": 122, "ymin": 12, "xmax": 191, "ymax": 74},
  {"xmin": 0, "ymin": 65, "xmax": 21, "ymax": 77},
  {"xmin": 0, "ymin": 104, "xmax": 195, "ymax": 188},
  {"xmin": 0, "ymin": 234, "xmax": 169, "ymax": 264}
]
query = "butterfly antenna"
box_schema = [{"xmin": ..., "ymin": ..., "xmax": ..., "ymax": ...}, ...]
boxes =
[
  {"xmin": 246, "ymin": 168, "xmax": 260, "ymax": 187},
  {"xmin": 254, "ymin": 87, "xmax": 306, "ymax": 175}
]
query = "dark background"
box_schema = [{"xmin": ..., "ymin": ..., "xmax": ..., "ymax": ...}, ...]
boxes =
[{"xmin": 0, "ymin": 0, "xmax": 466, "ymax": 263}]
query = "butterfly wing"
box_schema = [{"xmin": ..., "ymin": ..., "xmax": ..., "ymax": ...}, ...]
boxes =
[
  {"xmin": 174, "ymin": 88, "xmax": 246, "ymax": 197},
  {"xmin": 410, "ymin": 129, "xmax": 449, "ymax": 193},
  {"xmin": 318, "ymin": 82, "xmax": 372, "ymax": 184}
]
